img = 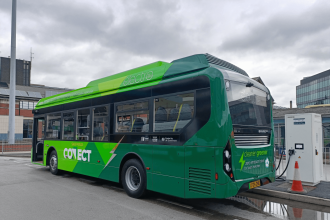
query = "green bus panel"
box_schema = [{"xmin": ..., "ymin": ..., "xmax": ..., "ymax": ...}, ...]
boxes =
[
  {"xmin": 216, "ymin": 181, "xmax": 238, "ymax": 198},
  {"xmin": 232, "ymin": 145, "xmax": 274, "ymax": 181},
  {"xmin": 152, "ymin": 174, "xmax": 185, "ymax": 198},
  {"xmin": 184, "ymin": 146, "xmax": 215, "ymax": 198},
  {"xmin": 152, "ymin": 145, "xmax": 185, "ymax": 198},
  {"xmin": 152, "ymin": 145, "xmax": 185, "ymax": 177}
]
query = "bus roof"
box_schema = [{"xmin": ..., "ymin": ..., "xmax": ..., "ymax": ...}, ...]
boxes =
[{"xmin": 35, "ymin": 54, "xmax": 247, "ymax": 110}]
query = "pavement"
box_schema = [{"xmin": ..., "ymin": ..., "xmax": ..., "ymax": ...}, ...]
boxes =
[
  {"xmin": 249, "ymin": 179, "xmax": 330, "ymax": 206},
  {"xmin": 0, "ymin": 151, "xmax": 31, "ymax": 157}
]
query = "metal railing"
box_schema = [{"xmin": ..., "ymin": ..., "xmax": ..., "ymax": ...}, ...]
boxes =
[
  {"xmin": 275, "ymin": 146, "xmax": 330, "ymax": 181},
  {"xmin": 1, "ymin": 139, "xmax": 32, "ymax": 154}
]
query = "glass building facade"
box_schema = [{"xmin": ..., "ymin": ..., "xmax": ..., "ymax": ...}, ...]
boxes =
[{"xmin": 296, "ymin": 69, "xmax": 330, "ymax": 108}]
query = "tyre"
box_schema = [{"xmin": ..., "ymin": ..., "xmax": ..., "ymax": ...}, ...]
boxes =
[
  {"xmin": 121, "ymin": 159, "xmax": 147, "ymax": 198},
  {"xmin": 49, "ymin": 150, "xmax": 61, "ymax": 175}
]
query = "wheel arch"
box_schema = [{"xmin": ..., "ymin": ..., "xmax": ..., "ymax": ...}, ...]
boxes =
[
  {"xmin": 46, "ymin": 146, "xmax": 56, "ymax": 166},
  {"xmin": 119, "ymin": 152, "xmax": 146, "ymax": 184}
]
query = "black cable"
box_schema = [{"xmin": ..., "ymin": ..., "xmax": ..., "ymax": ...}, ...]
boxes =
[
  {"xmin": 276, "ymin": 153, "xmax": 283, "ymax": 171},
  {"xmin": 281, "ymin": 204, "xmax": 289, "ymax": 219},
  {"xmin": 276, "ymin": 149, "xmax": 294, "ymax": 179},
  {"xmin": 280, "ymin": 204, "xmax": 285, "ymax": 216}
]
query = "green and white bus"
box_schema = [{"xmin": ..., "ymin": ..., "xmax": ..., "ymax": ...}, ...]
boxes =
[{"xmin": 32, "ymin": 53, "xmax": 275, "ymax": 199}]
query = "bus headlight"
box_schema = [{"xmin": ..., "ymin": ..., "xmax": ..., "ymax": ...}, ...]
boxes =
[
  {"xmin": 224, "ymin": 163, "xmax": 231, "ymax": 172},
  {"xmin": 224, "ymin": 150, "xmax": 231, "ymax": 159},
  {"xmin": 223, "ymin": 140, "xmax": 234, "ymax": 181}
]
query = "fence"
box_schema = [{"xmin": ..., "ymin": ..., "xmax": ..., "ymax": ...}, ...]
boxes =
[
  {"xmin": 1, "ymin": 139, "xmax": 32, "ymax": 154},
  {"xmin": 275, "ymin": 146, "xmax": 330, "ymax": 181}
]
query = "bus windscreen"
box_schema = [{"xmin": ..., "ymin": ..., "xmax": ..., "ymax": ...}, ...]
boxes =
[{"xmin": 226, "ymin": 81, "xmax": 271, "ymax": 127}]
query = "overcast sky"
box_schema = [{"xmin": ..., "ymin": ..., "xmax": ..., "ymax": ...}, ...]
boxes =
[{"xmin": 1, "ymin": 0, "xmax": 329, "ymax": 107}]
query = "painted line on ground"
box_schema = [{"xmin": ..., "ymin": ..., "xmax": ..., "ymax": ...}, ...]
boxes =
[{"xmin": 157, "ymin": 198, "xmax": 193, "ymax": 209}]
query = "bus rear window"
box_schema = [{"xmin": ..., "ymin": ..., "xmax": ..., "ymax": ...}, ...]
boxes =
[{"xmin": 226, "ymin": 81, "xmax": 271, "ymax": 127}]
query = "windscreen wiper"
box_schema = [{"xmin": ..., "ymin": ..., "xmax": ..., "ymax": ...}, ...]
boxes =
[{"xmin": 246, "ymin": 82, "xmax": 254, "ymax": 87}]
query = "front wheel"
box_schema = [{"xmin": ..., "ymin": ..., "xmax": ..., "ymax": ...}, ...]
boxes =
[
  {"xmin": 121, "ymin": 159, "xmax": 147, "ymax": 198},
  {"xmin": 49, "ymin": 150, "xmax": 61, "ymax": 175}
]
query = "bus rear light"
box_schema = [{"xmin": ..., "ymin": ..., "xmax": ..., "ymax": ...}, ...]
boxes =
[
  {"xmin": 215, "ymin": 173, "xmax": 218, "ymax": 180},
  {"xmin": 146, "ymin": 167, "xmax": 150, "ymax": 170},
  {"xmin": 223, "ymin": 140, "xmax": 235, "ymax": 181},
  {"xmin": 224, "ymin": 150, "xmax": 231, "ymax": 159},
  {"xmin": 224, "ymin": 163, "xmax": 231, "ymax": 172}
]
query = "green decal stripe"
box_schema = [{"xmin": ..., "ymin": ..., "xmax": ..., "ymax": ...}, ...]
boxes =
[
  {"xmin": 45, "ymin": 141, "xmax": 121, "ymax": 175},
  {"xmin": 35, "ymin": 62, "xmax": 172, "ymax": 110}
]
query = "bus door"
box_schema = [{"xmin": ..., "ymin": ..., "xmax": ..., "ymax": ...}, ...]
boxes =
[{"xmin": 32, "ymin": 117, "xmax": 45, "ymax": 163}]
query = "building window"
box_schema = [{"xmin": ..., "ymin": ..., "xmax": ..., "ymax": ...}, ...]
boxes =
[
  {"xmin": 93, "ymin": 106, "xmax": 109, "ymax": 141},
  {"xmin": 154, "ymin": 93, "xmax": 194, "ymax": 132},
  {"xmin": 23, "ymin": 119, "xmax": 33, "ymax": 138},
  {"xmin": 20, "ymin": 101, "xmax": 37, "ymax": 110},
  {"xmin": 116, "ymin": 101, "xmax": 149, "ymax": 133}
]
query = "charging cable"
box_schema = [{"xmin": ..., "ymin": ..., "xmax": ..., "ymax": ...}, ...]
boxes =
[{"xmin": 276, "ymin": 149, "xmax": 295, "ymax": 180}]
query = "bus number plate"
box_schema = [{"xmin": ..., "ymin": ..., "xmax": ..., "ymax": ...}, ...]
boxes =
[{"xmin": 249, "ymin": 180, "xmax": 260, "ymax": 189}]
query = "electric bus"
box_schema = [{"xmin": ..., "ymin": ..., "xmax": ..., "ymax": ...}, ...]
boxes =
[{"xmin": 32, "ymin": 53, "xmax": 275, "ymax": 199}]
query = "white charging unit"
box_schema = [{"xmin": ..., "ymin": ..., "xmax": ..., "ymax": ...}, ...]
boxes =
[{"xmin": 285, "ymin": 113, "xmax": 323, "ymax": 186}]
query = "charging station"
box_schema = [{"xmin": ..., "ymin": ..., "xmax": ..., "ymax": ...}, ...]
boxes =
[{"xmin": 285, "ymin": 113, "xmax": 323, "ymax": 186}]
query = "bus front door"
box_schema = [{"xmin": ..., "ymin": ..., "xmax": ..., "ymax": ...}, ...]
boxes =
[{"xmin": 32, "ymin": 117, "xmax": 45, "ymax": 163}]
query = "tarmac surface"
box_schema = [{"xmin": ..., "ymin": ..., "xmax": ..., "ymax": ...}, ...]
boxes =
[{"xmin": 1, "ymin": 155, "xmax": 330, "ymax": 220}]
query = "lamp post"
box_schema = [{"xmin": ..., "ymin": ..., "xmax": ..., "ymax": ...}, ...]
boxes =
[{"xmin": 8, "ymin": 0, "xmax": 17, "ymax": 144}]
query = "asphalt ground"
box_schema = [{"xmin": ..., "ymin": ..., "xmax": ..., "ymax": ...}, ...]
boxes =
[{"xmin": 1, "ymin": 156, "xmax": 329, "ymax": 220}]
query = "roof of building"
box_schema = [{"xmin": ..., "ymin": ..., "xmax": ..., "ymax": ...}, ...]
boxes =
[
  {"xmin": 0, "ymin": 83, "xmax": 71, "ymax": 101},
  {"xmin": 300, "ymin": 69, "xmax": 330, "ymax": 85},
  {"xmin": 251, "ymin": 77, "xmax": 265, "ymax": 86},
  {"xmin": 273, "ymin": 105, "xmax": 287, "ymax": 109},
  {"xmin": 273, "ymin": 106, "xmax": 330, "ymax": 118}
]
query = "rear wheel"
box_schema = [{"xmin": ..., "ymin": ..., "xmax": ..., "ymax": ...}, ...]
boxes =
[
  {"xmin": 49, "ymin": 150, "xmax": 61, "ymax": 175},
  {"xmin": 121, "ymin": 159, "xmax": 147, "ymax": 198}
]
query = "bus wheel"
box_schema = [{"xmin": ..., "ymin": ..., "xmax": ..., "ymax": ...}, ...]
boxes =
[
  {"xmin": 121, "ymin": 159, "xmax": 146, "ymax": 198},
  {"xmin": 49, "ymin": 150, "xmax": 60, "ymax": 175}
]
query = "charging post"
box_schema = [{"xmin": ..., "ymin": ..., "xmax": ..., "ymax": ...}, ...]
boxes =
[{"xmin": 285, "ymin": 113, "xmax": 323, "ymax": 186}]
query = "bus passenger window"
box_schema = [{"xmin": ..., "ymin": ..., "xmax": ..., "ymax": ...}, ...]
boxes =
[
  {"xmin": 154, "ymin": 93, "xmax": 194, "ymax": 132},
  {"xmin": 93, "ymin": 106, "xmax": 109, "ymax": 141},
  {"xmin": 116, "ymin": 101, "xmax": 149, "ymax": 133},
  {"xmin": 77, "ymin": 109, "xmax": 90, "ymax": 141},
  {"xmin": 46, "ymin": 113, "xmax": 61, "ymax": 139},
  {"xmin": 63, "ymin": 112, "xmax": 74, "ymax": 140}
]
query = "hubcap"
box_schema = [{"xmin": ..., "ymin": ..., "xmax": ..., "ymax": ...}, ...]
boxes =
[
  {"xmin": 50, "ymin": 155, "xmax": 57, "ymax": 171},
  {"xmin": 125, "ymin": 166, "xmax": 141, "ymax": 191}
]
